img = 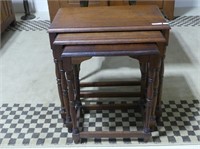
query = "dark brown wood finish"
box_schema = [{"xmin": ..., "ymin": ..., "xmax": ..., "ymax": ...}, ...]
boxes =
[
  {"xmin": 139, "ymin": 62, "xmax": 148, "ymax": 109},
  {"xmin": 49, "ymin": 5, "xmax": 169, "ymax": 33},
  {"xmin": 61, "ymin": 43, "xmax": 161, "ymax": 57},
  {"xmin": 54, "ymin": 31, "xmax": 166, "ymax": 45},
  {"xmin": 49, "ymin": 34, "xmax": 72, "ymax": 132},
  {"xmin": 62, "ymin": 43, "xmax": 160, "ymax": 143},
  {"xmin": 80, "ymin": 81, "xmax": 141, "ymax": 87},
  {"xmin": 80, "ymin": 92, "xmax": 141, "ymax": 98},
  {"xmin": 63, "ymin": 57, "xmax": 80, "ymax": 143},
  {"xmin": 48, "ymin": 5, "xmax": 170, "ymax": 143}
]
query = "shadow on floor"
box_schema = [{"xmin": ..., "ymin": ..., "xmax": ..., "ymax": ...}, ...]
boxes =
[
  {"xmin": 0, "ymin": 30, "xmax": 20, "ymax": 55},
  {"xmin": 80, "ymin": 56, "xmax": 140, "ymax": 81},
  {"xmin": 81, "ymin": 73, "xmax": 197, "ymax": 103},
  {"xmin": 162, "ymin": 75, "xmax": 198, "ymax": 101},
  {"xmin": 165, "ymin": 31, "xmax": 193, "ymax": 65}
]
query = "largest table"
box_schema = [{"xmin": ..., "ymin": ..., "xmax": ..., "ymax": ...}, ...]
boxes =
[{"xmin": 48, "ymin": 5, "xmax": 170, "ymax": 132}]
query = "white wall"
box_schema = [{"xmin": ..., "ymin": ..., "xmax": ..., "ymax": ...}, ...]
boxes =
[
  {"xmin": 175, "ymin": 0, "xmax": 200, "ymax": 7},
  {"xmin": 12, "ymin": 0, "xmax": 48, "ymax": 13},
  {"xmin": 32, "ymin": 0, "xmax": 48, "ymax": 12},
  {"xmin": 12, "ymin": 0, "xmax": 200, "ymax": 13},
  {"xmin": 12, "ymin": 0, "xmax": 34, "ymax": 13}
]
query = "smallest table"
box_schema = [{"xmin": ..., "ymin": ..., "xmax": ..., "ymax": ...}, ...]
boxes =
[{"xmin": 61, "ymin": 43, "xmax": 160, "ymax": 143}]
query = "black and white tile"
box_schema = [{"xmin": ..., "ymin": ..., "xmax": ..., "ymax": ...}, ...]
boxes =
[
  {"xmin": 0, "ymin": 100, "xmax": 199, "ymax": 146},
  {"xmin": 6, "ymin": 20, "xmax": 50, "ymax": 31},
  {"xmin": 169, "ymin": 16, "xmax": 200, "ymax": 27}
]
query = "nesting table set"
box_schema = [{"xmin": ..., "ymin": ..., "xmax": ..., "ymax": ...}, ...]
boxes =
[{"xmin": 48, "ymin": 5, "xmax": 170, "ymax": 143}]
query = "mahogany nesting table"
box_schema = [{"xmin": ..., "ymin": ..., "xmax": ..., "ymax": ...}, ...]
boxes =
[{"xmin": 48, "ymin": 5, "xmax": 170, "ymax": 143}]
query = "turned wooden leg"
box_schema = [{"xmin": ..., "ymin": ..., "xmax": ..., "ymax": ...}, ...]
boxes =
[
  {"xmin": 73, "ymin": 64, "xmax": 82, "ymax": 108},
  {"xmin": 54, "ymin": 59, "xmax": 66, "ymax": 123},
  {"xmin": 156, "ymin": 60, "xmax": 164, "ymax": 122},
  {"xmin": 150, "ymin": 60, "xmax": 161, "ymax": 130},
  {"xmin": 49, "ymin": 34, "xmax": 72, "ymax": 130},
  {"xmin": 139, "ymin": 62, "xmax": 148, "ymax": 106},
  {"xmin": 60, "ymin": 60, "xmax": 72, "ymax": 132},
  {"xmin": 64, "ymin": 58, "xmax": 80, "ymax": 144},
  {"xmin": 143, "ymin": 59, "xmax": 158, "ymax": 141}
]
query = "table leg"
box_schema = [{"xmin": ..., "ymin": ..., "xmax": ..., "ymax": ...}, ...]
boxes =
[
  {"xmin": 155, "ymin": 42, "xmax": 167, "ymax": 122},
  {"xmin": 150, "ymin": 58, "xmax": 161, "ymax": 130},
  {"xmin": 50, "ymin": 34, "xmax": 72, "ymax": 131},
  {"xmin": 156, "ymin": 59, "xmax": 164, "ymax": 122},
  {"xmin": 73, "ymin": 64, "xmax": 82, "ymax": 108},
  {"xmin": 53, "ymin": 59, "xmax": 65, "ymax": 120},
  {"xmin": 144, "ymin": 56, "xmax": 160, "ymax": 141},
  {"xmin": 143, "ymin": 64, "xmax": 154, "ymax": 141},
  {"xmin": 60, "ymin": 60, "xmax": 72, "ymax": 132},
  {"xmin": 64, "ymin": 58, "xmax": 80, "ymax": 144},
  {"xmin": 54, "ymin": 58, "xmax": 72, "ymax": 132},
  {"xmin": 139, "ymin": 62, "xmax": 147, "ymax": 106}
]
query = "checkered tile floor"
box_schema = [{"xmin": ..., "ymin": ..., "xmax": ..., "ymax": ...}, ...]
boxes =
[
  {"xmin": 7, "ymin": 20, "xmax": 50, "ymax": 31},
  {"xmin": 169, "ymin": 16, "xmax": 200, "ymax": 27},
  {"xmin": 0, "ymin": 100, "xmax": 200, "ymax": 146}
]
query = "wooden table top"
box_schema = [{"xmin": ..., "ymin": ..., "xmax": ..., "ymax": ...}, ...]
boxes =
[
  {"xmin": 54, "ymin": 31, "xmax": 166, "ymax": 45},
  {"xmin": 48, "ymin": 5, "xmax": 170, "ymax": 33},
  {"xmin": 61, "ymin": 44, "xmax": 159, "ymax": 57}
]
